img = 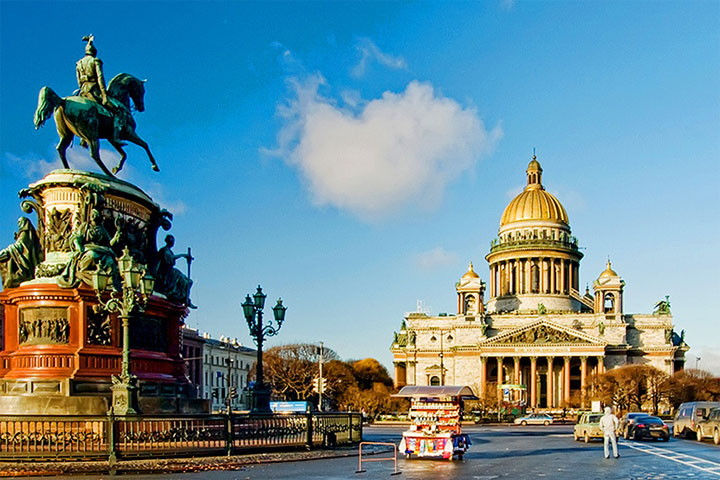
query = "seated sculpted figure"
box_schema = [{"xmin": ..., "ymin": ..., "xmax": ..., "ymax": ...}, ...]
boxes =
[
  {"xmin": 58, "ymin": 209, "xmax": 121, "ymax": 290},
  {"xmin": 0, "ymin": 217, "xmax": 42, "ymax": 289},
  {"xmin": 156, "ymin": 235, "xmax": 195, "ymax": 307}
]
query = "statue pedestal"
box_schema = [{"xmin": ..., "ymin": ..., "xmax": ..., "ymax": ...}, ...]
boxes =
[
  {"xmin": 0, "ymin": 170, "xmax": 197, "ymax": 415},
  {"xmin": 0, "ymin": 281, "xmax": 190, "ymax": 414}
]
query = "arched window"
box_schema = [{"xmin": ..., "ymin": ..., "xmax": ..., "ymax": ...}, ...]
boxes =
[
  {"xmin": 604, "ymin": 293, "xmax": 615, "ymax": 313},
  {"xmin": 464, "ymin": 295, "xmax": 476, "ymax": 314},
  {"xmin": 430, "ymin": 376, "xmax": 440, "ymax": 386}
]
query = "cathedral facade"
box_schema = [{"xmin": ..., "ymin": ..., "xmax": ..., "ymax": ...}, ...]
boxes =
[{"xmin": 390, "ymin": 157, "xmax": 688, "ymax": 409}]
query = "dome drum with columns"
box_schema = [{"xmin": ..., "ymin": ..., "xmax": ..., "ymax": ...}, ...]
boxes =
[
  {"xmin": 391, "ymin": 155, "xmax": 688, "ymax": 411},
  {"xmin": 486, "ymin": 156, "xmax": 586, "ymax": 314}
]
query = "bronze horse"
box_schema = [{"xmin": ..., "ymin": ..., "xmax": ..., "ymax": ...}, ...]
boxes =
[{"xmin": 34, "ymin": 73, "xmax": 159, "ymax": 177}]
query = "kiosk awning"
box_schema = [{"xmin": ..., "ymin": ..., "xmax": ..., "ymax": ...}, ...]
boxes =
[{"xmin": 392, "ymin": 385, "xmax": 477, "ymax": 399}]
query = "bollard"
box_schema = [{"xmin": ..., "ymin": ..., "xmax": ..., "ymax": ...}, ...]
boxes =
[{"xmin": 107, "ymin": 412, "xmax": 117, "ymax": 475}]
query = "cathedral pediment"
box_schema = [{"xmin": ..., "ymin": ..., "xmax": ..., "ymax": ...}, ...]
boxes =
[{"xmin": 481, "ymin": 320, "xmax": 604, "ymax": 346}]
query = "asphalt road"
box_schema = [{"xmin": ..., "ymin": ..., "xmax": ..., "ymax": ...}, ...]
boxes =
[{"xmin": 56, "ymin": 424, "xmax": 720, "ymax": 480}]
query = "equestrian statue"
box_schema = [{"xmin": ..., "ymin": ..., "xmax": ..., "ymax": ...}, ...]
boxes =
[{"xmin": 34, "ymin": 35, "xmax": 159, "ymax": 177}]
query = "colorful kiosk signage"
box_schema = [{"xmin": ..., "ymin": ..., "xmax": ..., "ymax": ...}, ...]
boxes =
[{"xmin": 394, "ymin": 385, "xmax": 475, "ymax": 460}]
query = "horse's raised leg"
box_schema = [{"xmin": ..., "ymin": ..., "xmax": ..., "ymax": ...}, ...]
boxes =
[
  {"xmin": 124, "ymin": 130, "xmax": 159, "ymax": 172},
  {"xmin": 88, "ymin": 139, "xmax": 115, "ymax": 177},
  {"xmin": 56, "ymin": 135, "xmax": 72, "ymax": 169},
  {"xmin": 109, "ymin": 140, "xmax": 128, "ymax": 175}
]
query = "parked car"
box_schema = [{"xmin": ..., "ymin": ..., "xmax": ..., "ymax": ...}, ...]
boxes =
[
  {"xmin": 514, "ymin": 413, "xmax": 553, "ymax": 426},
  {"xmin": 696, "ymin": 407, "xmax": 720, "ymax": 445},
  {"xmin": 674, "ymin": 401, "xmax": 720, "ymax": 439},
  {"xmin": 627, "ymin": 416, "xmax": 670, "ymax": 441},
  {"xmin": 619, "ymin": 412, "xmax": 648, "ymax": 439},
  {"xmin": 574, "ymin": 413, "xmax": 603, "ymax": 443}
]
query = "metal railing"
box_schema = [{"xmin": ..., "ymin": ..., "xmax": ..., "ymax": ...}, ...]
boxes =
[
  {"xmin": 489, "ymin": 237, "xmax": 580, "ymax": 254},
  {"xmin": 0, "ymin": 412, "xmax": 362, "ymax": 461}
]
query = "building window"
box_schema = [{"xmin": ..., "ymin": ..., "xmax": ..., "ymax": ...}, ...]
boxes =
[{"xmin": 430, "ymin": 376, "xmax": 440, "ymax": 386}]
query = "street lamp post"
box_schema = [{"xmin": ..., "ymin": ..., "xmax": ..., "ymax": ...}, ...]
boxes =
[
  {"xmin": 438, "ymin": 330, "xmax": 446, "ymax": 386},
  {"xmin": 241, "ymin": 285, "xmax": 286, "ymax": 415},
  {"xmin": 91, "ymin": 247, "xmax": 155, "ymax": 415}
]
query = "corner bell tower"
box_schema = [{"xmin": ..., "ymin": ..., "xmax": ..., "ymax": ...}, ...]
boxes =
[
  {"xmin": 593, "ymin": 260, "xmax": 625, "ymax": 316},
  {"xmin": 456, "ymin": 263, "xmax": 485, "ymax": 316}
]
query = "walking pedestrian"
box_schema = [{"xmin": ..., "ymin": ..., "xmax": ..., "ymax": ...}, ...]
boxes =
[{"xmin": 599, "ymin": 406, "xmax": 619, "ymax": 459}]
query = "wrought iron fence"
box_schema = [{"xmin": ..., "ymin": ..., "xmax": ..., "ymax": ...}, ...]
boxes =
[
  {"xmin": 0, "ymin": 412, "xmax": 362, "ymax": 461},
  {"xmin": 0, "ymin": 416, "xmax": 108, "ymax": 459}
]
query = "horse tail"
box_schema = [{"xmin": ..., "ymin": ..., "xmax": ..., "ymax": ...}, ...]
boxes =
[{"xmin": 34, "ymin": 87, "xmax": 63, "ymax": 129}]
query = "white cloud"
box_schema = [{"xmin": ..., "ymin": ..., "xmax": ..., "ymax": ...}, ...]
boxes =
[
  {"xmin": 414, "ymin": 247, "xmax": 458, "ymax": 270},
  {"xmin": 271, "ymin": 41, "xmax": 306, "ymax": 75},
  {"xmin": 351, "ymin": 37, "xmax": 408, "ymax": 78},
  {"xmin": 505, "ymin": 185, "xmax": 524, "ymax": 199},
  {"xmin": 500, "ymin": 0, "xmax": 516, "ymax": 11},
  {"xmin": 5, "ymin": 152, "xmax": 58, "ymax": 179},
  {"xmin": 4, "ymin": 147, "xmax": 97, "ymax": 180},
  {"xmin": 549, "ymin": 187, "xmax": 586, "ymax": 213},
  {"xmin": 340, "ymin": 89, "xmax": 363, "ymax": 109},
  {"xmin": 266, "ymin": 74, "xmax": 502, "ymax": 220}
]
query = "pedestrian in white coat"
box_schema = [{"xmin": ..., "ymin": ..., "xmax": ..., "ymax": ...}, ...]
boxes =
[{"xmin": 599, "ymin": 406, "xmax": 620, "ymax": 459}]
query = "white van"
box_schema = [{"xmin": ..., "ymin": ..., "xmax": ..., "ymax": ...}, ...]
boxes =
[{"xmin": 673, "ymin": 401, "xmax": 720, "ymax": 438}]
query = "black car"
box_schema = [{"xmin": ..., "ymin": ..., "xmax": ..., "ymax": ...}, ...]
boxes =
[
  {"xmin": 627, "ymin": 416, "xmax": 670, "ymax": 441},
  {"xmin": 619, "ymin": 412, "xmax": 648, "ymax": 439}
]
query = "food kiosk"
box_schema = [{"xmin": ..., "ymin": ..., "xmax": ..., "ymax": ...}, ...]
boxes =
[{"xmin": 394, "ymin": 385, "xmax": 475, "ymax": 460}]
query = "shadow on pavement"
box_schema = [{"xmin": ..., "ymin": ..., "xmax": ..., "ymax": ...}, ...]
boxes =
[{"xmin": 474, "ymin": 446, "xmax": 590, "ymax": 459}]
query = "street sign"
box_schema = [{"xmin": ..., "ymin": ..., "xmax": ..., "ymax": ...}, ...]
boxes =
[{"xmin": 270, "ymin": 401, "xmax": 310, "ymax": 413}]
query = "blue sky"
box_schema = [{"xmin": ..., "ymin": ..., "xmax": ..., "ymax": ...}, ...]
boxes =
[{"xmin": 1, "ymin": 1, "xmax": 719, "ymax": 374}]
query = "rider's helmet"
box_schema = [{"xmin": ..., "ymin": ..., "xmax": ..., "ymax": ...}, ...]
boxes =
[{"xmin": 82, "ymin": 35, "xmax": 97, "ymax": 56}]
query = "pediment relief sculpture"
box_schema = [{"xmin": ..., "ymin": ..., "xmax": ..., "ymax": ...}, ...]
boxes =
[{"xmin": 488, "ymin": 323, "xmax": 596, "ymax": 345}]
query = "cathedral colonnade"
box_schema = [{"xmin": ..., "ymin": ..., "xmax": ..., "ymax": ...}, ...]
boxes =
[
  {"xmin": 477, "ymin": 354, "xmax": 605, "ymax": 409},
  {"xmin": 490, "ymin": 257, "xmax": 580, "ymax": 297}
]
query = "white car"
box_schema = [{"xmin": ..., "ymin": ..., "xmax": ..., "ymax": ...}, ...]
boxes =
[{"xmin": 514, "ymin": 413, "xmax": 553, "ymax": 426}]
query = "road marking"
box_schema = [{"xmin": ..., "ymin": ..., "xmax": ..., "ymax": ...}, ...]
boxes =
[{"xmin": 620, "ymin": 441, "xmax": 720, "ymax": 477}]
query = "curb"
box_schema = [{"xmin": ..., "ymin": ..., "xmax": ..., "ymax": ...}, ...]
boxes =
[{"xmin": 0, "ymin": 445, "xmax": 395, "ymax": 477}]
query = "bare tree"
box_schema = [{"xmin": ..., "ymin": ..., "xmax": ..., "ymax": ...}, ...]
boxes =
[
  {"xmin": 645, "ymin": 367, "xmax": 670, "ymax": 415},
  {"xmin": 665, "ymin": 369, "xmax": 720, "ymax": 409},
  {"xmin": 250, "ymin": 343, "xmax": 339, "ymax": 401},
  {"xmin": 589, "ymin": 365, "xmax": 672, "ymax": 414}
]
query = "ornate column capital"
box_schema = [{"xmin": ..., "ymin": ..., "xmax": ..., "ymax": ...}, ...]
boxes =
[{"xmin": 563, "ymin": 356, "xmax": 571, "ymax": 364}]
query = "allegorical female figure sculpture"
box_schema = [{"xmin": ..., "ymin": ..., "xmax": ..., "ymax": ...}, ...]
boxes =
[
  {"xmin": 156, "ymin": 235, "xmax": 195, "ymax": 307},
  {"xmin": 58, "ymin": 209, "xmax": 121, "ymax": 290},
  {"xmin": 0, "ymin": 217, "xmax": 42, "ymax": 289}
]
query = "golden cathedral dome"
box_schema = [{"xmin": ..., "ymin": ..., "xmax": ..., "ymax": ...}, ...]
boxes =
[
  {"xmin": 598, "ymin": 260, "xmax": 619, "ymax": 279},
  {"xmin": 499, "ymin": 156, "xmax": 569, "ymax": 227},
  {"xmin": 462, "ymin": 262, "xmax": 479, "ymax": 279}
]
